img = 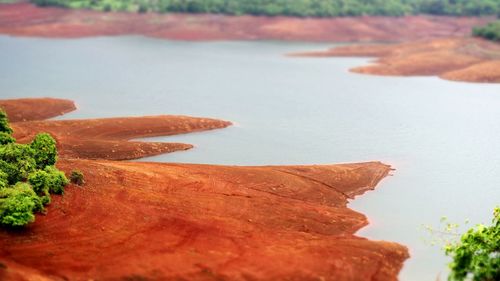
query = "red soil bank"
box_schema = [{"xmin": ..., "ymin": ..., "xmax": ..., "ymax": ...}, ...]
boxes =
[
  {"xmin": 294, "ymin": 37, "xmax": 500, "ymax": 83},
  {"xmin": 12, "ymin": 115, "xmax": 232, "ymax": 160},
  {"xmin": 0, "ymin": 98, "xmax": 76, "ymax": 122},
  {"xmin": 1, "ymin": 98, "xmax": 231, "ymax": 160},
  {"xmin": 0, "ymin": 2, "xmax": 492, "ymax": 42},
  {"xmin": 0, "ymin": 98, "xmax": 409, "ymax": 280}
]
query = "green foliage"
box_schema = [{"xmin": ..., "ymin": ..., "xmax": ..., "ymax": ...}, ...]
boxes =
[
  {"xmin": 29, "ymin": 0, "xmax": 500, "ymax": 17},
  {"xmin": 0, "ymin": 144, "xmax": 36, "ymax": 184},
  {"xmin": 0, "ymin": 170, "xmax": 8, "ymax": 189},
  {"xmin": 0, "ymin": 109, "xmax": 13, "ymax": 134},
  {"xmin": 0, "ymin": 111, "xmax": 68, "ymax": 227},
  {"xmin": 31, "ymin": 133, "xmax": 58, "ymax": 169},
  {"xmin": 473, "ymin": 21, "xmax": 500, "ymax": 42},
  {"xmin": 0, "ymin": 132, "xmax": 15, "ymax": 145},
  {"xmin": 0, "ymin": 183, "xmax": 41, "ymax": 227},
  {"xmin": 444, "ymin": 208, "xmax": 500, "ymax": 281},
  {"xmin": 28, "ymin": 170, "xmax": 51, "ymax": 205},
  {"xmin": 44, "ymin": 166, "xmax": 69, "ymax": 194},
  {"xmin": 0, "ymin": 160, "xmax": 18, "ymax": 184},
  {"xmin": 70, "ymin": 170, "xmax": 85, "ymax": 186}
]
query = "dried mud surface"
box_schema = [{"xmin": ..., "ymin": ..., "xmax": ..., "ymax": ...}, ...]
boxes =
[
  {"xmin": 0, "ymin": 2, "xmax": 492, "ymax": 42},
  {"xmin": 0, "ymin": 99, "xmax": 409, "ymax": 280},
  {"xmin": 294, "ymin": 37, "xmax": 500, "ymax": 83}
]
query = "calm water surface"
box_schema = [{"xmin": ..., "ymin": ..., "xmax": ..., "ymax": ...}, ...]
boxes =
[{"xmin": 1, "ymin": 35, "xmax": 500, "ymax": 281}]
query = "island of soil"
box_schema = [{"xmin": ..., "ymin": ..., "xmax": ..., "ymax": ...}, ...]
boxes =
[{"xmin": 0, "ymin": 98, "xmax": 408, "ymax": 280}]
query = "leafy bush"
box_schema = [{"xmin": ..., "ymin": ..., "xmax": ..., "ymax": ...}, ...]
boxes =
[
  {"xmin": 0, "ymin": 170, "xmax": 8, "ymax": 189},
  {"xmin": 0, "ymin": 109, "xmax": 12, "ymax": 134},
  {"xmin": 44, "ymin": 166, "xmax": 69, "ymax": 194},
  {"xmin": 0, "ymin": 144, "xmax": 36, "ymax": 183},
  {"xmin": 0, "ymin": 160, "xmax": 18, "ymax": 184},
  {"xmin": 0, "ymin": 183, "xmax": 41, "ymax": 226},
  {"xmin": 0, "ymin": 107, "xmax": 68, "ymax": 227},
  {"xmin": 445, "ymin": 207, "xmax": 500, "ymax": 281},
  {"xmin": 31, "ymin": 133, "xmax": 58, "ymax": 169},
  {"xmin": 473, "ymin": 21, "xmax": 500, "ymax": 42},
  {"xmin": 0, "ymin": 132, "xmax": 15, "ymax": 145},
  {"xmin": 28, "ymin": 170, "xmax": 51, "ymax": 205},
  {"xmin": 70, "ymin": 170, "xmax": 85, "ymax": 186}
]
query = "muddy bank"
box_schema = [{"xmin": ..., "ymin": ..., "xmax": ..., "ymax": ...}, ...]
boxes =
[
  {"xmin": 294, "ymin": 37, "xmax": 500, "ymax": 83},
  {"xmin": 0, "ymin": 2, "xmax": 492, "ymax": 42},
  {"xmin": 0, "ymin": 98, "xmax": 409, "ymax": 280}
]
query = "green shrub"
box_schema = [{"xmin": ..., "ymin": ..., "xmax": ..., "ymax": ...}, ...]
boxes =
[
  {"xmin": 0, "ymin": 170, "xmax": 8, "ymax": 189},
  {"xmin": 0, "ymin": 109, "xmax": 12, "ymax": 134},
  {"xmin": 28, "ymin": 170, "xmax": 51, "ymax": 205},
  {"xmin": 138, "ymin": 3, "xmax": 147, "ymax": 13},
  {"xmin": 445, "ymin": 207, "xmax": 500, "ymax": 281},
  {"xmin": 44, "ymin": 166, "xmax": 69, "ymax": 194},
  {"xmin": 31, "ymin": 133, "xmax": 57, "ymax": 169},
  {"xmin": 473, "ymin": 21, "xmax": 500, "ymax": 42},
  {"xmin": 103, "ymin": 3, "xmax": 112, "ymax": 12},
  {"xmin": 0, "ymin": 183, "xmax": 42, "ymax": 226},
  {"xmin": 0, "ymin": 143, "xmax": 34, "ymax": 163},
  {"xmin": 0, "ymin": 132, "xmax": 15, "ymax": 145},
  {"xmin": 0, "ymin": 160, "xmax": 18, "ymax": 184},
  {"xmin": 70, "ymin": 170, "xmax": 85, "ymax": 186},
  {"xmin": 0, "ymin": 144, "xmax": 36, "ymax": 183},
  {"xmin": 0, "ymin": 112, "xmax": 68, "ymax": 227}
]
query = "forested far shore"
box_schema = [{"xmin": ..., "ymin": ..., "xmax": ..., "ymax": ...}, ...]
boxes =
[
  {"xmin": 474, "ymin": 21, "xmax": 500, "ymax": 41},
  {"xmin": 31, "ymin": 0, "xmax": 500, "ymax": 17}
]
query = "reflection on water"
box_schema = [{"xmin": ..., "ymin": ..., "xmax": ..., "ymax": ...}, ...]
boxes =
[{"xmin": 1, "ymin": 35, "xmax": 500, "ymax": 281}]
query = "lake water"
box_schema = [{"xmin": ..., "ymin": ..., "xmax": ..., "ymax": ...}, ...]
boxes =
[{"xmin": 1, "ymin": 35, "xmax": 499, "ymax": 281}]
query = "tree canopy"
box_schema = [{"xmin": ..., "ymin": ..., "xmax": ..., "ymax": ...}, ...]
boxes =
[
  {"xmin": 31, "ymin": 0, "xmax": 500, "ymax": 17},
  {"xmin": 0, "ymin": 108, "xmax": 69, "ymax": 227},
  {"xmin": 445, "ymin": 207, "xmax": 500, "ymax": 281},
  {"xmin": 473, "ymin": 21, "xmax": 500, "ymax": 41}
]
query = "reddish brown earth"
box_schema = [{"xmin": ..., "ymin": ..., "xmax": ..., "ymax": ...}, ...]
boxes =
[
  {"xmin": 0, "ymin": 98, "xmax": 409, "ymax": 280},
  {"xmin": 0, "ymin": 98, "xmax": 76, "ymax": 122},
  {"xmin": 2, "ymin": 98, "xmax": 231, "ymax": 160},
  {"xmin": 294, "ymin": 37, "xmax": 500, "ymax": 83},
  {"xmin": 12, "ymin": 114, "xmax": 232, "ymax": 160},
  {"xmin": 0, "ymin": 2, "xmax": 493, "ymax": 42}
]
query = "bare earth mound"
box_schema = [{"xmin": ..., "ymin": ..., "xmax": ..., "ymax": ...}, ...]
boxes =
[
  {"xmin": 0, "ymin": 3, "xmax": 492, "ymax": 42},
  {"xmin": 293, "ymin": 37, "xmax": 500, "ymax": 83},
  {"xmin": 0, "ymin": 98, "xmax": 409, "ymax": 280}
]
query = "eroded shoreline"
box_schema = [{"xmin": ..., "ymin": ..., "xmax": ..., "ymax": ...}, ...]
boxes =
[
  {"xmin": 0, "ymin": 98, "xmax": 408, "ymax": 280},
  {"xmin": 294, "ymin": 37, "xmax": 500, "ymax": 83}
]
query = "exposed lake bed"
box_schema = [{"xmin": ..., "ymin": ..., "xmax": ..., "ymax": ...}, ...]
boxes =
[{"xmin": 1, "ymin": 35, "xmax": 500, "ymax": 280}]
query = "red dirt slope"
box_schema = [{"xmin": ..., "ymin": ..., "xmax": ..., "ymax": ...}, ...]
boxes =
[
  {"xmin": 0, "ymin": 2, "xmax": 492, "ymax": 42},
  {"xmin": 0, "ymin": 98, "xmax": 409, "ymax": 280},
  {"xmin": 0, "ymin": 159, "xmax": 407, "ymax": 281}
]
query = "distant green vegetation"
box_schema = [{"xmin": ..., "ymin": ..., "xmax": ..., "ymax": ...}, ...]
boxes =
[
  {"xmin": 30, "ymin": 0, "xmax": 500, "ymax": 17},
  {"xmin": 473, "ymin": 21, "xmax": 500, "ymax": 41},
  {"xmin": 0, "ymin": 109, "xmax": 69, "ymax": 227}
]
